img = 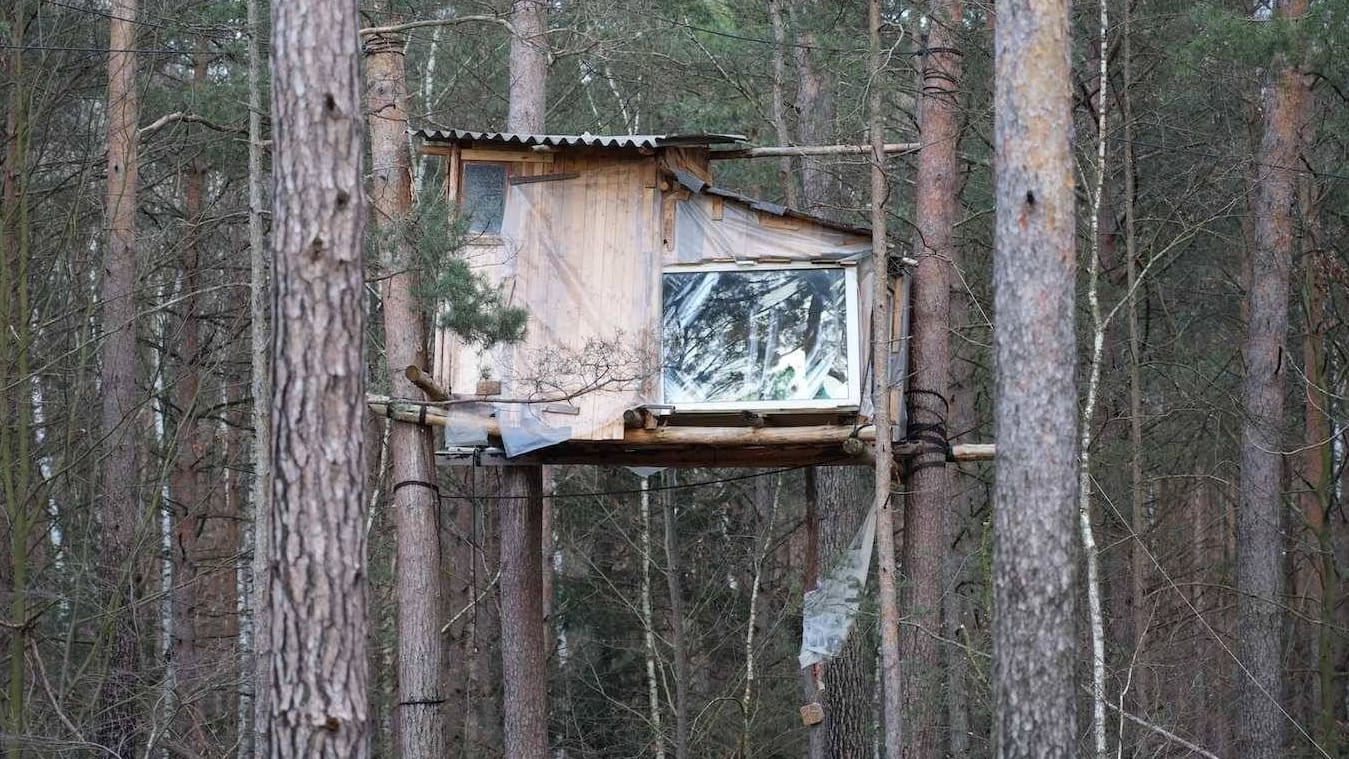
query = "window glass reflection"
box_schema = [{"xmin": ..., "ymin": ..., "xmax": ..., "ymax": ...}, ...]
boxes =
[{"xmin": 663, "ymin": 268, "xmax": 850, "ymax": 405}]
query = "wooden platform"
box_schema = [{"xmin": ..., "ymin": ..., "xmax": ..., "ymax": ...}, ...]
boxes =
[{"xmin": 370, "ymin": 395, "xmax": 993, "ymax": 468}]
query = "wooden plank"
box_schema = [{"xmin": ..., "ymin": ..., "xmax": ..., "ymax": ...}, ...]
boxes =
[
  {"xmin": 757, "ymin": 212, "xmax": 802, "ymax": 231},
  {"xmin": 437, "ymin": 445, "xmax": 872, "ymax": 468},
  {"xmin": 460, "ymin": 147, "xmax": 554, "ymax": 163},
  {"xmin": 509, "ymin": 172, "xmax": 581, "ymax": 185}
]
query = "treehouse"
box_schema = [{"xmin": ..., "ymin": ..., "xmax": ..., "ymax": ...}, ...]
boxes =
[{"xmin": 408, "ymin": 128, "xmax": 911, "ymax": 468}]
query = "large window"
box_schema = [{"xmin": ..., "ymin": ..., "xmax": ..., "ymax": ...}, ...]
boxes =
[
  {"xmin": 662, "ymin": 265, "xmax": 860, "ymax": 410},
  {"xmin": 460, "ymin": 162, "xmax": 509, "ymax": 234}
]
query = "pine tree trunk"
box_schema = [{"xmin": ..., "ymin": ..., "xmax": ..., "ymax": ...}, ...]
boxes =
[
  {"xmin": 1237, "ymin": 2, "xmax": 1310, "ymax": 756},
  {"xmin": 243, "ymin": 0, "xmax": 272, "ymax": 748},
  {"xmin": 868, "ymin": 3, "xmax": 904, "ymax": 755},
  {"xmin": 508, "ymin": 0, "xmax": 548, "ymax": 133},
  {"xmin": 1, "ymin": 8, "xmax": 36, "ymax": 748},
  {"xmin": 264, "ymin": 0, "xmax": 370, "ymax": 750},
  {"xmin": 363, "ymin": 23, "xmax": 448, "ymax": 759},
  {"xmin": 98, "ymin": 0, "xmax": 143, "ymax": 752},
  {"xmin": 499, "ymin": 2, "xmax": 550, "ymax": 755},
  {"xmin": 991, "ymin": 0, "xmax": 1079, "ymax": 754},
  {"xmin": 499, "ymin": 467, "xmax": 549, "ymax": 758},
  {"xmin": 815, "ymin": 467, "xmax": 877, "ymax": 756},
  {"xmin": 903, "ymin": 1, "xmax": 962, "ymax": 753},
  {"xmin": 662, "ymin": 474, "xmax": 690, "ymax": 759}
]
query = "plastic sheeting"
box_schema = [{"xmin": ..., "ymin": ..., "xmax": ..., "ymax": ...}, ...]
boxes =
[
  {"xmin": 672, "ymin": 194, "xmax": 870, "ymax": 265},
  {"xmin": 799, "ymin": 502, "xmax": 877, "ymax": 668},
  {"xmin": 495, "ymin": 402, "xmax": 573, "ymax": 457},
  {"xmin": 663, "ymin": 268, "xmax": 852, "ymax": 405}
]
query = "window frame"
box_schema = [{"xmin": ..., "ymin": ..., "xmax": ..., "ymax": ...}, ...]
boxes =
[
  {"xmin": 455, "ymin": 160, "xmax": 512, "ymax": 237},
  {"xmin": 660, "ymin": 261, "xmax": 862, "ymax": 412}
]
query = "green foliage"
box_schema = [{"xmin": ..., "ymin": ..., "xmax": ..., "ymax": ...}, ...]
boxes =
[
  {"xmin": 407, "ymin": 192, "xmax": 528, "ymax": 349},
  {"xmin": 1187, "ymin": 1, "xmax": 1349, "ymax": 72}
]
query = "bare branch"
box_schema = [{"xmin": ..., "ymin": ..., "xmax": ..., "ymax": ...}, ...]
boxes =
[
  {"xmin": 359, "ymin": 15, "xmax": 512, "ymax": 37},
  {"xmin": 138, "ymin": 111, "xmax": 248, "ymax": 138}
]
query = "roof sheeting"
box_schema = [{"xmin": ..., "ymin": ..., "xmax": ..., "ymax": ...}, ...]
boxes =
[
  {"xmin": 669, "ymin": 168, "xmax": 871, "ymax": 238},
  {"xmin": 415, "ymin": 128, "xmax": 747, "ymax": 149}
]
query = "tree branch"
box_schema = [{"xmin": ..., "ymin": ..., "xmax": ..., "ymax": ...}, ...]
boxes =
[
  {"xmin": 138, "ymin": 111, "xmax": 248, "ymax": 138},
  {"xmin": 360, "ymin": 15, "xmax": 512, "ymax": 38}
]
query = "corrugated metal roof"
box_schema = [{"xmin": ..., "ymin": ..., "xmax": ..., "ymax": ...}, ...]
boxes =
[
  {"xmin": 415, "ymin": 128, "xmax": 747, "ymax": 149},
  {"xmin": 669, "ymin": 169, "xmax": 871, "ymax": 238}
]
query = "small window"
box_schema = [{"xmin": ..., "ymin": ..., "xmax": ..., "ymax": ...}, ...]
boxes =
[
  {"xmin": 662, "ymin": 265, "xmax": 861, "ymax": 410},
  {"xmin": 460, "ymin": 162, "xmax": 509, "ymax": 235}
]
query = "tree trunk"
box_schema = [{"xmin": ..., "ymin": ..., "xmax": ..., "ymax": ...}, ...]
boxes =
[
  {"xmin": 903, "ymin": 1, "xmax": 963, "ymax": 754},
  {"xmin": 363, "ymin": 22, "xmax": 448, "ymax": 759},
  {"xmin": 813, "ymin": 467, "xmax": 877, "ymax": 756},
  {"xmin": 98, "ymin": 0, "xmax": 143, "ymax": 752},
  {"xmin": 169, "ymin": 43, "xmax": 214, "ymax": 755},
  {"xmin": 767, "ymin": 0, "xmax": 798, "ymax": 209},
  {"xmin": 991, "ymin": 0, "xmax": 1079, "ymax": 754},
  {"xmin": 499, "ymin": 467, "xmax": 549, "ymax": 758},
  {"xmin": 243, "ymin": 0, "xmax": 271, "ymax": 748},
  {"xmin": 662, "ymin": 472, "xmax": 690, "ymax": 759},
  {"xmin": 1, "ymin": 7, "xmax": 35, "ymax": 749},
  {"xmin": 1237, "ymin": 1, "xmax": 1310, "ymax": 756},
  {"xmin": 508, "ymin": 0, "xmax": 548, "ymax": 133},
  {"xmin": 500, "ymin": 2, "xmax": 551, "ymax": 755},
  {"xmin": 868, "ymin": 4, "xmax": 904, "ymax": 757},
  {"xmin": 943, "ymin": 210, "xmax": 978, "ymax": 759},
  {"xmin": 264, "ymin": 0, "xmax": 370, "ymax": 750},
  {"xmin": 787, "ymin": 15, "xmax": 875, "ymax": 754}
]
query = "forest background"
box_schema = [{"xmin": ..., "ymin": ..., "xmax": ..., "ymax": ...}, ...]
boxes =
[{"xmin": 0, "ymin": 0, "xmax": 1346, "ymax": 756}]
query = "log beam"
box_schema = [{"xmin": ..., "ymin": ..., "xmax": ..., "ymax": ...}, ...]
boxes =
[
  {"xmin": 710, "ymin": 143, "xmax": 920, "ymax": 160},
  {"xmin": 367, "ymin": 395, "xmax": 996, "ymax": 465}
]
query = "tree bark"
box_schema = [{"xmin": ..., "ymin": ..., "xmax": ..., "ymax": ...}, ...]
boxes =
[
  {"xmin": 1, "ymin": 7, "xmax": 35, "ymax": 749},
  {"xmin": 363, "ymin": 23, "xmax": 448, "ymax": 759},
  {"xmin": 868, "ymin": 3, "xmax": 904, "ymax": 756},
  {"xmin": 499, "ymin": 3, "xmax": 551, "ymax": 755},
  {"xmin": 815, "ymin": 467, "xmax": 877, "ymax": 756},
  {"xmin": 662, "ymin": 473, "xmax": 690, "ymax": 759},
  {"xmin": 903, "ymin": 1, "xmax": 963, "ymax": 754},
  {"xmin": 991, "ymin": 0, "xmax": 1079, "ymax": 754},
  {"xmin": 264, "ymin": 0, "xmax": 370, "ymax": 750},
  {"xmin": 499, "ymin": 467, "xmax": 549, "ymax": 758},
  {"xmin": 98, "ymin": 0, "xmax": 143, "ymax": 752},
  {"xmin": 244, "ymin": 0, "xmax": 271, "ymax": 748},
  {"xmin": 508, "ymin": 0, "xmax": 548, "ymax": 133},
  {"xmin": 1237, "ymin": 1, "xmax": 1310, "ymax": 756}
]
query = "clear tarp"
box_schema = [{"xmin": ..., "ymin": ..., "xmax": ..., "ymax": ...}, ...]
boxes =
[
  {"xmin": 672, "ymin": 194, "xmax": 869, "ymax": 265},
  {"xmin": 799, "ymin": 502, "xmax": 877, "ymax": 668}
]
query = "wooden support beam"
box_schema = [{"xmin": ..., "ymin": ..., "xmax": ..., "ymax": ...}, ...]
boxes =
[
  {"xmin": 403, "ymin": 365, "xmax": 449, "ymax": 402},
  {"xmin": 710, "ymin": 143, "xmax": 920, "ymax": 160},
  {"xmin": 951, "ymin": 443, "xmax": 996, "ymax": 462},
  {"xmin": 367, "ymin": 395, "xmax": 996, "ymax": 464}
]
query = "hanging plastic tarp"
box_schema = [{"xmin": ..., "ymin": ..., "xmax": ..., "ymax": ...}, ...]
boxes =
[
  {"xmin": 494, "ymin": 402, "xmax": 573, "ymax": 457},
  {"xmin": 799, "ymin": 502, "xmax": 877, "ymax": 668}
]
